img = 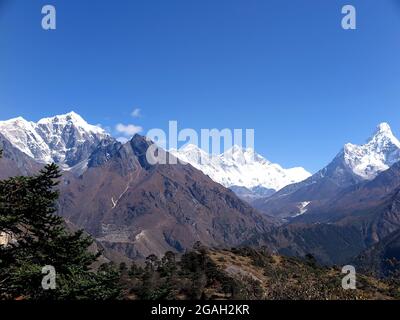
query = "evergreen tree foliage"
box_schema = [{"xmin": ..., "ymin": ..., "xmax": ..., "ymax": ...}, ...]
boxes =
[{"xmin": 0, "ymin": 151, "xmax": 121, "ymax": 300}]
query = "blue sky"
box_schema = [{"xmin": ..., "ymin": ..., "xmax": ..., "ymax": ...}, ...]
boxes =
[{"xmin": 0, "ymin": 0, "xmax": 400, "ymax": 172}]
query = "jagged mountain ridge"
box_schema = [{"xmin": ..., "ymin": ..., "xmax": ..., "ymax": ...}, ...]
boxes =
[
  {"xmin": 256, "ymin": 159, "xmax": 400, "ymax": 265},
  {"xmin": 3, "ymin": 112, "xmax": 400, "ymax": 267},
  {"xmin": 253, "ymin": 123, "xmax": 400, "ymax": 219},
  {"xmin": 344, "ymin": 123, "xmax": 400, "ymax": 180},
  {"xmin": 0, "ymin": 111, "xmax": 109, "ymax": 168},
  {"xmin": 169, "ymin": 144, "xmax": 311, "ymax": 192}
]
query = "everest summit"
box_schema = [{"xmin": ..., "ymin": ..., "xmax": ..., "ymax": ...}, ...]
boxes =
[{"xmin": 169, "ymin": 144, "xmax": 311, "ymax": 192}]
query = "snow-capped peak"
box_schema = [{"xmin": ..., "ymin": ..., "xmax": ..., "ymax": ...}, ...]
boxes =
[
  {"xmin": 0, "ymin": 112, "xmax": 109, "ymax": 167},
  {"xmin": 170, "ymin": 144, "xmax": 311, "ymax": 191},
  {"xmin": 180, "ymin": 143, "xmax": 206, "ymax": 153},
  {"xmin": 375, "ymin": 122, "xmax": 394, "ymax": 136},
  {"xmin": 343, "ymin": 122, "xmax": 400, "ymax": 180},
  {"xmin": 368, "ymin": 122, "xmax": 400, "ymax": 149},
  {"xmin": 37, "ymin": 111, "xmax": 105, "ymax": 136},
  {"xmin": 221, "ymin": 145, "xmax": 268, "ymax": 165},
  {"xmin": 224, "ymin": 144, "xmax": 248, "ymax": 154}
]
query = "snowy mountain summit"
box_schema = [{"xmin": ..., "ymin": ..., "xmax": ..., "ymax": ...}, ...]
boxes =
[
  {"xmin": 0, "ymin": 111, "xmax": 108, "ymax": 168},
  {"xmin": 170, "ymin": 144, "xmax": 311, "ymax": 191},
  {"xmin": 343, "ymin": 122, "xmax": 400, "ymax": 180}
]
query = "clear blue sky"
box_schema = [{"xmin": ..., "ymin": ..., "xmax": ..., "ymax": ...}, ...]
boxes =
[{"xmin": 1, "ymin": 0, "xmax": 400, "ymax": 172}]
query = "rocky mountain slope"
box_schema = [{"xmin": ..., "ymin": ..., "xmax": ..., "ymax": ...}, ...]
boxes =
[
  {"xmin": 57, "ymin": 135, "xmax": 274, "ymax": 259},
  {"xmin": 356, "ymin": 228, "xmax": 400, "ymax": 277},
  {"xmin": 259, "ymin": 160, "xmax": 400, "ymax": 265},
  {"xmin": 0, "ymin": 133, "xmax": 41, "ymax": 179}
]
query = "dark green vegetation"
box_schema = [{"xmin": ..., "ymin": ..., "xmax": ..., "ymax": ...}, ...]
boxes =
[
  {"xmin": 120, "ymin": 245, "xmax": 400, "ymax": 300},
  {"xmin": 0, "ymin": 150, "xmax": 121, "ymax": 300}
]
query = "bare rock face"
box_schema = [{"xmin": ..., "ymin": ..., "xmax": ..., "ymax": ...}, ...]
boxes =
[
  {"xmin": 58, "ymin": 135, "xmax": 274, "ymax": 259},
  {"xmin": 0, "ymin": 133, "xmax": 42, "ymax": 179}
]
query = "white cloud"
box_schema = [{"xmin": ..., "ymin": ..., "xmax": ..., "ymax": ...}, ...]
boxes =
[
  {"xmin": 131, "ymin": 108, "xmax": 141, "ymax": 118},
  {"xmin": 115, "ymin": 123, "xmax": 143, "ymax": 136}
]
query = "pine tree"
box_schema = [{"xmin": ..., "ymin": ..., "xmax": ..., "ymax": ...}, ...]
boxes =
[{"xmin": 0, "ymin": 152, "xmax": 121, "ymax": 300}]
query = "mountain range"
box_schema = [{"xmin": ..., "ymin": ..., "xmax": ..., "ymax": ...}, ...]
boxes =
[
  {"xmin": 253, "ymin": 123, "xmax": 400, "ymax": 219},
  {"xmin": 0, "ymin": 111, "xmax": 108, "ymax": 169},
  {"xmin": 2, "ymin": 112, "xmax": 400, "ymax": 270},
  {"xmin": 57, "ymin": 135, "xmax": 274, "ymax": 259},
  {"xmin": 273, "ymin": 159, "xmax": 400, "ymax": 265},
  {"xmin": 170, "ymin": 144, "xmax": 311, "ymax": 193},
  {"xmin": 0, "ymin": 113, "xmax": 274, "ymax": 259},
  {"xmin": 0, "ymin": 112, "xmax": 311, "ymax": 199}
]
